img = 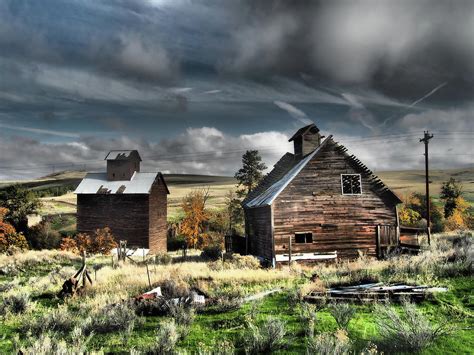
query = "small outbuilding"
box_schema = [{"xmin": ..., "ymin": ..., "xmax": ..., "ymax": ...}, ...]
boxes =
[
  {"xmin": 243, "ymin": 124, "xmax": 402, "ymax": 264},
  {"xmin": 74, "ymin": 150, "xmax": 169, "ymax": 253}
]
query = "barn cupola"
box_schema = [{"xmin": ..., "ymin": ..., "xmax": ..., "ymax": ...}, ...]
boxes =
[
  {"xmin": 288, "ymin": 123, "xmax": 323, "ymax": 160},
  {"xmin": 105, "ymin": 150, "xmax": 142, "ymax": 181}
]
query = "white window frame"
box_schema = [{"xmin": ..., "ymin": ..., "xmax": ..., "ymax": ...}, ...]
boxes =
[{"xmin": 341, "ymin": 174, "xmax": 362, "ymax": 195}]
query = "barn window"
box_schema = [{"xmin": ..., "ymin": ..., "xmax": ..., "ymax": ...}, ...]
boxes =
[
  {"xmin": 341, "ymin": 174, "xmax": 362, "ymax": 195},
  {"xmin": 295, "ymin": 232, "xmax": 313, "ymax": 244}
]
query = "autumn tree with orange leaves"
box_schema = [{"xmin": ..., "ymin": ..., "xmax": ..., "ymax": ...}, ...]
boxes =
[
  {"xmin": 180, "ymin": 188, "xmax": 210, "ymax": 249},
  {"xmin": 0, "ymin": 207, "xmax": 28, "ymax": 253}
]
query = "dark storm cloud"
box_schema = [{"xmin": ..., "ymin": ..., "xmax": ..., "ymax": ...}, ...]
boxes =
[
  {"xmin": 222, "ymin": 0, "xmax": 474, "ymax": 102},
  {"xmin": 0, "ymin": 0, "xmax": 179, "ymax": 84}
]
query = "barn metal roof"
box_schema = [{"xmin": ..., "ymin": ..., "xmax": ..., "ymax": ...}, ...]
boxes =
[
  {"xmin": 74, "ymin": 172, "xmax": 159, "ymax": 194},
  {"xmin": 244, "ymin": 136, "xmax": 331, "ymax": 208},
  {"xmin": 104, "ymin": 150, "xmax": 142, "ymax": 161}
]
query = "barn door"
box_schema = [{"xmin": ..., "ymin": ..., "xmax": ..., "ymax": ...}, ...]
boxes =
[{"xmin": 376, "ymin": 225, "xmax": 399, "ymax": 258}]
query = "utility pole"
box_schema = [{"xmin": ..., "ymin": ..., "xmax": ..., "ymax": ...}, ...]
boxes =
[{"xmin": 420, "ymin": 131, "xmax": 433, "ymax": 245}]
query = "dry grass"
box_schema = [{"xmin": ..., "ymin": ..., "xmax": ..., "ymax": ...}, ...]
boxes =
[{"xmin": 0, "ymin": 249, "xmax": 80, "ymax": 269}]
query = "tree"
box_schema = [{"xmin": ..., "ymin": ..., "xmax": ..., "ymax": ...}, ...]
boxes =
[
  {"xmin": 59, "ymin": 227, "xmax": 117, "ymax": 255},
  {"xmin": 440, "ymin": 178, "xmax": 463, "ymax": 218},
  {"xmin": 444, "ymin": 197, "xmax": 471, "ymax": 231},
  {"xmin": 0, "ymin": 207, "xmax": 28, "ymax": 253},
  {"xmin": 234, "ymin": 150, "xmax": 267, "ymax": 196},
  {"xmin": 180, "ymin": 188, "xmax": 210, "ymax": 249},
  {"xmin": 405, "ymin": 192, "xmax": 444, "ymax": 233},
  {"xmin": 0, "ymin": 185, "xmax": 41, "ymax": 234},
  {"xmin": 225, "ymin": 190, "xmax": 244, "ymax": 235}
]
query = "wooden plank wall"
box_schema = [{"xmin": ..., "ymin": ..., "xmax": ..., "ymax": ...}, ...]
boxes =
[
  {"xmin": 245, "ymin": 205, "xmax": 273, "ymax": 260},
  {"xmin": 77, "ymin": 194, "xmax": 150, "ymax": 247},
  {"xmin": 273, "ymin": 141, "xmax": 398, "ymax": 259},
  {"xmin": 148, "ymin": 179, "xmax": 168, "ymax": 253}
]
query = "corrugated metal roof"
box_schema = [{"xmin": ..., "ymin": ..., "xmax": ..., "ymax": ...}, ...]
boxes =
[
  {"xmin": 74, "ymin": 172, "xmax": 158, "ymax": 194},
  {"xmin": 245, "ymin": 136, "xmax": 331, "ymax": 208},
  {"xmin": 104, "ymin": 150, "xmax": 142, "ymax": 161}
]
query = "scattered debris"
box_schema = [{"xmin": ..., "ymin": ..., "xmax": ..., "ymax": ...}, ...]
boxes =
[
  {"xmin": 304, "ymin": 283, "xmax": 447, "ymax": 303},
  {"xmin": 57, "ymin": 252, "xmax": 92, "ymax": 298}
]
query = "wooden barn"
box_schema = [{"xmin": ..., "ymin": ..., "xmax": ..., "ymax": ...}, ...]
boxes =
[
  {"xmin": 74, "ymin": 150, "xmax": 169, "ymax": 253},
  {"xmin": 242, "ymin": 124, "xmax": 402, "ymax": 264}
]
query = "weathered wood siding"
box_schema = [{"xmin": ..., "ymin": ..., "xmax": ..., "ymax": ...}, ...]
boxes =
[
  {"xmin": 245, "ymin": 205, "xmax": 273, "ymax": 261},
  {"xmin": 273, "ymin": 142, "xmax": 397, "ymax": 259},
  {"xmin": 77, "ymin": 194, "xmax": 150, "ymax": 247},
  {"xmin": 149, "ymin": 178, "xmax": 168, "ymax": 253}
]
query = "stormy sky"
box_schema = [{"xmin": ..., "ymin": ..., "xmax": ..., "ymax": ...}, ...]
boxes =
[{"xmin": 0, "ymin": 0, "xmax": 472, "ymax": 179}]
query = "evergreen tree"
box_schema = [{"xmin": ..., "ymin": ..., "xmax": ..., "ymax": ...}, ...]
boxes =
[
  {"xmin": 440, "ymin": 178, "xmax": 463, "ymax": 218},
  {"xmin": 234, "ymin": 150, "xmax": 267, "ymax": 196}
]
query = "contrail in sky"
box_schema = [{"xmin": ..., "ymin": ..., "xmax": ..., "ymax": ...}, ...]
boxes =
[
  {"xmin": 381, "ymin": 82, "xmax": 447, "ymax": 126},
  {"xmin": 0, "ymin": 123, "xmax": 80, "ymax": 138},
  {"xmin": 273, "ymin": 100, "xmax": 313, "ymax": 125}
]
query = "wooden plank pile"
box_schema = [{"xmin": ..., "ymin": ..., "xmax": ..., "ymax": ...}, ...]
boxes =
[{"xmin": 304, "ymin": 282, "xmax": 447, "ymax": 304}]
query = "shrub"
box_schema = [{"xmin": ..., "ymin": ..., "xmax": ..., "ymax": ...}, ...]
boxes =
[
  {"xmin": 329, "ymin": 303, "xmax": 356, "ymax": 331},
  {"xmin": 242, "ymin": 317, "xmax": 286, "ymax": 354},
  {"xmin": 83, "ymin": 302, "xmax": 140, "ymax": 335},
  {"xmin": 59, "ymin": 227, "xmax": 117, "ymax": 255},
  {"xmin": 161, "ymin": 279, "xmax": 190, "ymax": 299},
  {"xmin": 375, "ymin": 301, "xmax": 452, "ymax": 352},
  {"xmin": 0, "ymin": 208, "xmax": 29, "ymax": 253},
  {"xmin": 168, "ymin": 301, "xmax": 195, "ymax": 328},
  {"xmin": 167, "ymin": 235, "xmax": 186, "ymax": 251},
  {"xmin": 155, "ymin": 253, "xmax": 173, "ymax": 265},
  {"xmin": 14, "ymin": 332, "xmax": 92, "ymax": 355},
  {"xmin": 27, "ymin": 221, "xmax": 62, "ymax": 250},
  {"xmin": 23, "ymin": 305, "xmax": 76, "ymax": 336},
  {"xmin": 201, "ymin": 245, "xmax": 222, "ymax": 261},
  {"xmin": 306, "ymin": 330, "xmax": 352, "ymax": 355},
  {"xmin": 145, "ymin": 319, "xmax": 180, "ymax": 354},
  {"xmin": 298, "ymin": 303, "xmax": 318, "ymax": 337},
  {"xmin": 207, "ymin": 296, "xmax": 242, "ymax": 313},
  {"xmin": 0, "ymin": 292, "xmax": 31, "ymax": 315}
]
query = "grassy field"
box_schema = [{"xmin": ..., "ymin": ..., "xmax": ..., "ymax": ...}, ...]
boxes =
[{"xmin": 0, "ymin": 232, "xmax": 472, "ymax": 354}]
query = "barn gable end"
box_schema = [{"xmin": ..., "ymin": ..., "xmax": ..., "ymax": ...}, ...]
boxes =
[{"xmin": 243, "ymin": 127, "xmax": 401, "ymax": 263}]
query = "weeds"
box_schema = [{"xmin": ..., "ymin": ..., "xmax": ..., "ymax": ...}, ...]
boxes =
[
  {"xmin": 242, "ymin": 316, "xmax": 287, "ymax": 354},
  {"xmin": 143, "ymin": 319, "xmax": 180, "ymax": 354},
  {"xmin": 375, "ymin": 300, "xmax": 452, "ymax": 352},
  {"xmin": 329, "ymin": 303, "xmax": 356, "ymax": 331},
  {"xmin": 0, "ymin": 292, "xmax": 31, "ymax": 316},
  {"xmin": 306, "ymin": 330, "xmax": 351, "ymax": 355},
  {"xmin": 23, "ymin": 305, "xmax": 76, "ymax": 336},
  {"xmin": 83, "ymin": 302, "xmax": 141, "ymax": 335}
]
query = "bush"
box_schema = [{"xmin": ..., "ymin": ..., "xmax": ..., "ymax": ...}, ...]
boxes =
[
  {"xmin": 298, "ymin": 303, "xmax": 318, "ymax": 337},
  {"xmin": 329, "ymin": 303, "xmax": 356, "ymax": 330},
  {"xmin": 242, "ymin": 317, "xmax": 286, "ymax": 354},
  {"xmin": 167, "ymin": 235, "xmax": 186, "ymax": 251},
  {"xmin": 27, "ymin": 221, "xmax": 62, "ymax": 250},
  {"xmin": 145, "ymin": 319, "xmax": 180, "ymax": 354},
  {"xmin": 307, "ymin": 330, "xmax": 352, "ymax": 355},
  {"xmin": 375, "ymin": 301, "xmax": 451, "ymax": 352},
  {"xmin": 14, "ymin": 331, "xmax": 91, "ymax": 355},
  {"xmin": 161, "ymin": 279, "xmax": 190, "ymax": 299},
  {"xmin": 207, "ymin": 296, "xmax": 242, "ymax": 313},
  {"xmin": 0, "ymin": 292, "xmax": 31, "ymax": 316},
  {"xmin": 83, "ymin": 302, "xmax": 140, "ymax": 335},
  {"xmin": 23, "ymin": 305, "xmax": 75, "ymax": 336},
  {"xmin": 168, "ymin": 301, "xmax": 195, "ymax": 328},
  {"xmin": 201, "ymin": 245, "xmax": 222, "ymax": 261},
  {"xmin": 60, "ymin": 227, "xmax": 117, "ymax": 255},
  {"xmin": 154, "ymin": 253, "xmax": 172, "ymax": 265}
]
